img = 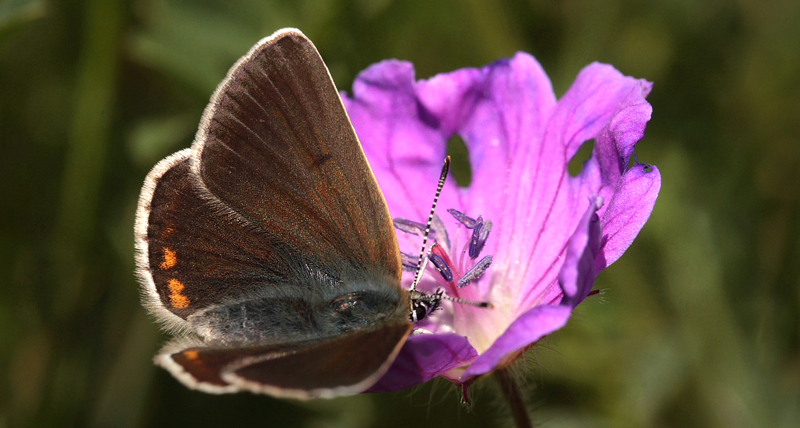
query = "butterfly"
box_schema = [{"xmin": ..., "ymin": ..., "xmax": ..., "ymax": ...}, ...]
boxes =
[{"xmin": 133, "ymin": 28, "xmax": 448, "ymax": 399}]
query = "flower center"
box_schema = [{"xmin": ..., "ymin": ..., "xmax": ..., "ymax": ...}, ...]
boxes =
[
  {"xmin": 394, "ymin": 208, "xmax": 494, "ymax": 295},
  {"xmin": 395, "ymin": 209, "xmax": 509, "ymax": 352}
]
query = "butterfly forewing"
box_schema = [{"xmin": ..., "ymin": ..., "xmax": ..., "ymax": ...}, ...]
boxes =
[{"xmin": 193, "ymin": 30, "xmax": 400, "ymax": 279}]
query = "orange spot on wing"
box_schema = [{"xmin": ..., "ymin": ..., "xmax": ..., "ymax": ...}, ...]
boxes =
[
  {"xmin": 168, "ymin": 278, "xmax": 190, "ymax": 308},
  {"xmin": 160, "ymin": 247, "xmax": 177, "ymax": 270},
  {"xmin": 167, "ymin": 278, "xmax": 184, "ymax": 293}
]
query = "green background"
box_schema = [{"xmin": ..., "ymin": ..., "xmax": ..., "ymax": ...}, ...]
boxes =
[{"xmin": 1, "ymin": 0, "xmax": 798, "ymax": 427}]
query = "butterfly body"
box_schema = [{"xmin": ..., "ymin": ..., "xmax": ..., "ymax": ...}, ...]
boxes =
[{"xmin": 188, "ymin": 273, "xmax": 410, "ymax": 347}]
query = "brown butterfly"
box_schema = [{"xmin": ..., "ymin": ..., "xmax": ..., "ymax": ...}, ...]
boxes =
[{"xmin": 134, "ymin": 28, "xmax": 449, "ymax": 399}]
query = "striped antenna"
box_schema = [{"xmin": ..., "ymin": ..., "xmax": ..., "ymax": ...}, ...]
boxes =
[
  {"xmin": 441, "ymin": 294, "xmax": 493, "ymax": 308},
  {"xmin": 409, "ymin": 156, "xmax": 450, "ymax": 292}
]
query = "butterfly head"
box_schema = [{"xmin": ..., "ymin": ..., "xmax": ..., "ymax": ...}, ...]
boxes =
[{"xmin": 408, "ymin": 289, "xmax": 443, "ymax": 323}]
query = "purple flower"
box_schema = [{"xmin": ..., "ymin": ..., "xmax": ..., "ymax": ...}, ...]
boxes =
[{"xmin": 341, "ymin": 54, "xmax": 660, "ymax": 393}]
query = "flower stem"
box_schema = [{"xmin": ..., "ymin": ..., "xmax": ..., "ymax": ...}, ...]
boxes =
[{"xmin": 494, "ymin": 368, "xmax": 532, "ymax": 428}]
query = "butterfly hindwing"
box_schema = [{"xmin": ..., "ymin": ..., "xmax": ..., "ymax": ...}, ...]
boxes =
[
  {"xmin": 136, "ymin": 151, "xmax": 298, "ymax": 323},
  {"xmin": 159, "ymin": 323, "xmax": 412, "ymax": 397}
]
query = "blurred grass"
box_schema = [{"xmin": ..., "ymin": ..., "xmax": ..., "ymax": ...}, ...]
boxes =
[{"xmin": 1, "ymin": 0, "xmax": 798, "ymax": 427}]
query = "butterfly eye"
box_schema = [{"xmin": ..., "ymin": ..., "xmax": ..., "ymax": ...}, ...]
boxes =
[
  {"xmin": 410, "ymin": 302, "xmax": 429, "ymax": 323},
  {"xmin": 330, "ymin": 293, "xmax": 361, "ymax": 313}
]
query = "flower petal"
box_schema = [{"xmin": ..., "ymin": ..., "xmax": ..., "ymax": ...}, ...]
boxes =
[
  {"xmin": 366, "ymin": 333, "xmax": 477, "ymax": 393},
  {"xmin": 342, "ymin": 60, "xmax": 452, "ymax": 223},
  {"xmin": 344, "ymin": 54, "xmax": 560, "ymax": 260},
  {"xmin": 461, "ymin": 304, "xmax": 573, "ymax": 381},
  {"xmin": 489, "ymin": 63, "xmax": 654, "ymax": 313},
  {"xmin": 418, "ymin": 53, "xmax": 557, "ymax": 227},
  {"xmin": 599, "ymin": 163, "xmax": 661, "ymax": 268},
  {"xmin": 417, "ymin": 55, "xmax": 561, "ymax": 336},
  {"xmin": 554, "ymin": 63, "xmax": 653, "ymax": 164},
  {"xmin": 560, "ymin": 197, "xmax": 603, "ymax": 307}
]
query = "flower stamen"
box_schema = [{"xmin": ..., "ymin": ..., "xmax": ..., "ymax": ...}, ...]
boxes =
[
  {"xmin": 447, "ymin": 208, "xmax": 482, "ymax": 229},
  {"xmin": 429, "ymin": 253, "xmax": 455, "ymax": 282},
  {"xmin": 468, "ymin": 220, "xmax": 492, "ymax": 259},
  {"xmin": 400, "ymin": 251, "xmax": 419, "ymax": 271},
  {"xmin": 393, "ymin": 218, "xmax": 427, "ymax": 235},
  {"xmin": 458, "ymin": 255, "xmax": 493, "ymax": 288}
]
